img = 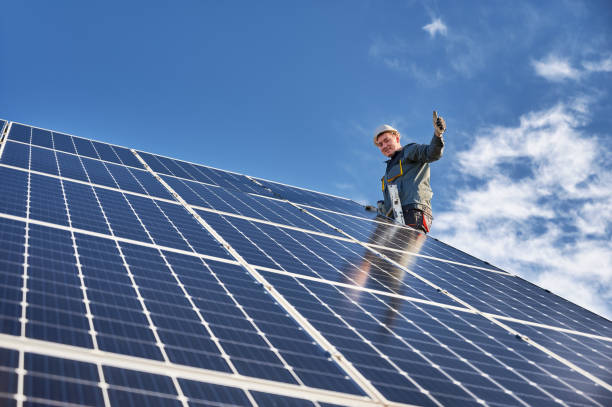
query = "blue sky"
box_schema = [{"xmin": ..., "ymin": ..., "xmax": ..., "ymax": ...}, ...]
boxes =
[{"xmin": 2, "ymin": 1, "xmax": 611, "ymax": 318}]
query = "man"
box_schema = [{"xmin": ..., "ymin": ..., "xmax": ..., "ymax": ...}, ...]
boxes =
[{"xmin": 374, "ymin": 111, "xmax": 446, "ymax": 233}]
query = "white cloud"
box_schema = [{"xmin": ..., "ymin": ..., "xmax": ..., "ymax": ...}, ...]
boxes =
[
  {"xmin": 533, "ymin": 54, "xmax": 612, "ymax": 81},
  {"xmin": 583, "ymin": 56, "xmax": 612, "ymax": 72},
  {"xmin": 423, "ymin": 18, "xmax": 448, "ymax": 38},
  {"xmin": 532, "ymin": 55, "xmax": 581, "ymax": 81},
  {"xmin": 435, "ymin": 100, "xmax": 612, "ymax": 319}
]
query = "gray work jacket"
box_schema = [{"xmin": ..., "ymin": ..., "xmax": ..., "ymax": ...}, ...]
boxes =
[{"xmin": 381, "ymin": 134, "xmax": 444, "ymax": 216}]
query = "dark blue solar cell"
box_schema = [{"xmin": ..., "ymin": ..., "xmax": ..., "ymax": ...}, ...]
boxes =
[
  {"xmin": 178, "ymin": 378, "xmax": 252, "ymax": 406},
  {"xmin": 64, "ymin": 181, "xmax": 110, "ymax": 234},
  {"xmin": 196, "ymin": 210, "xmax": 279, "ymax": 268},
  {"xmin": 0, "ymin": 220, "xmax": 25, "ymax": 336},
  {"xmin": 156, "ymin": 155, "xmax": 194, "ymax": 180},
  {"xmin": 25, "ymin": 225, "xmax": 93, "ymax": 348},
  {"xmin": 0, "ymin": 141, "xmax": 30, "ymax": 169},
  {"xmin": 157, "ymin": 202, "xmax": 231, "ymax": 259},
  {"xmin": 0, "ymin": 348, "xmax": 19, "ymax": 401},
  {"xmin": 106, "ymin": 164, "xmax": 147, "ymax": 195},
  {"xmin": 0, "ymin": 347, "xmax": 19, "ymax": 368},
  {"xmin": 51, "ymin": 132, "xmax": 76, "ymax": 154},
  {"xmin": 103, "ymin": 366, "xmax": 177, "ymax": 395},
  {"xmin": 130, "ymin": 168, "xmax": 174, "ymax": 200},
  {"xmin": 0, "ymin": 167, "xmax": 28, "ymax": 217},
  {"xmin": 95, "ymin": 188, "xmax": 151, "ymax": 242},
  {"xmin": 31, "ymin": 128, "xmax": 53, "ymax": 149},
  {"xmin": 250, "ymin": 391, "xmax": 315, "ymax": 407},
  {"xmin": 91, "ymin": 140, "xmax": 122, "ymax": 164},
  {"xmin": 81, "ymin": 157, "xmax": 118, "ymax": 188},
  {"xmin": 8, "ymin": 123, "xmax": 30, "ymax": 143},
  {"xmin": 255, "ymin": 178, "xmax": 366, "ymax": 216},
  {"xmin": 24, "ymin": 375, "xmax": 104, "ymax": 406},
  {"xmin": 30, "ymin": 146, "xmax": 58, "ymax": 175},
  {"xmin": 125, "ymin": 196, "xmax": 190, "ymax": 250},
  {"xmin": 135, "ymin": 151, "xmax": 169, "ymax": 173},
  {"xmin": 179, "ymin": 162, "xmax": 216, "ymax": 185},
  {"xmin": 112, "ymin": 145, "xmax": 143, "ymax": 168},
  {"xmin": 72, "ymin": 137, "xmax": 99, "ymax": 159},
  {"xmin": 107, "ymin": 390, "xmax": 182, "ymax": 407},
  {"xmin": 162, "ymin": 176, "xmax": 219, "ymax": 209},
  {"xmin": 56, "ymin": 151, "xmax": 88, "ymax": 181},
  {"xmin": 25, "ymin": 352, "xmax": 99, "ymax": 381},
  {"xmin": 74, "ymin": 233, "xmax": 165, "ymax": 360},
  {"xmin": 29, "ymin": 174, "xmax": 68, "ymax": 225},
  {"xmin": 0, "ymin": 373, "xmax": 17, "ymax": 401}
]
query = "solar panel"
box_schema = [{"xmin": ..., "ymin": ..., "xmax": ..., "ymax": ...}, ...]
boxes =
[{"xmin": 0, "ymin": 120, "xmax": 610, "ymax": 406}]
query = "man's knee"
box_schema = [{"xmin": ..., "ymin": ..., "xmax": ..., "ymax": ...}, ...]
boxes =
[{"xmin": 403, "ymin": 209, "xmax": 432, "ymax": 233}]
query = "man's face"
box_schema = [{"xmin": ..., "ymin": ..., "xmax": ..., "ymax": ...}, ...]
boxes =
[{"xmin": 376, "ymin": 132, "xmax": 401, "ymax": 157}]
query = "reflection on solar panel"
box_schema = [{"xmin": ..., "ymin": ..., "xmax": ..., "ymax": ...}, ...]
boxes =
[{"xmin": 0, "ymin": 119, "xmax": 611, "ymax": 407}]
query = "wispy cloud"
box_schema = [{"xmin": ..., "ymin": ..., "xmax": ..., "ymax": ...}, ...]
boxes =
[
  {"xmin": 532, "ymin": 54, "xmax": 612, "ymax": 81},
  {"xmin": 369, "ymin": 18, "xmax": 484, "ymax": 82},
  {"xmin": 435, "ymin": 99, "xmax": 612, "ymax": 318},
  {"xmin": 583, "ymin": 55, "xmax": 612, "ymax": 73},
  {"xmin": 531, "ymin": 55, "xmax": 581, "ymax": 81},
  {"xmin": 423, "ymin": 18, "xmax": 447, "ymax": 38}
]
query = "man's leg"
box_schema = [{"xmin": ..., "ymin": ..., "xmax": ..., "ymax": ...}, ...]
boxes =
[{"xmin": 403, "ymin": 209, "xmax": 433, "ymax": 233}]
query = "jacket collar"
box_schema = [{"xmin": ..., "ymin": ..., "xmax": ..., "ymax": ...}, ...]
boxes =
[{"xmin": 385, "ymin": 148, "xmax": 402, "ymax": 164}]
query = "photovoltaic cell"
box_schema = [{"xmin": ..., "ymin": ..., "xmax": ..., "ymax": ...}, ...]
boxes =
[
  {"xmin": 138, "ymin": 151, "xmax": 273, "ymax": 196},
  {"xmin": 254, "ymin": 177, "xmax": 368, "ymax": 217},
  {"xmin": 162, "ymin": 175, "xmax": 334, "ymax": 233},
  {"xmin": 306, "ymin": 207, "xmax": 505, "ymax": 272},
  {"xmin": 1, "ymin": 120, "xmax": 610, "ymax": 407}
]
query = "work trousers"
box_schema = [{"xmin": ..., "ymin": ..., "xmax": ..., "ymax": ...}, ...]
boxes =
[{"xmin": 403, "ymin": 208, "xmax": 433, "ymax": 233}]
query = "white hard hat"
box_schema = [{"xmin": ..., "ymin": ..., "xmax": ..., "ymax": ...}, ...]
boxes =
[{"xmin": 373, "ymin": 124, "xmax": 399, "ymax": 145}]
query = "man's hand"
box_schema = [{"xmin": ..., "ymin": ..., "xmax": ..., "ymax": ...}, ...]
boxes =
[{"xmin": 433, "ymin": 110, "xmax": 446, "ymax": 138}]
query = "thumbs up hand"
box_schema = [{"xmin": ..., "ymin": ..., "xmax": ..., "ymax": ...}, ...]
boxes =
[{"xmin": 433, "ymin": 111, "xmax": 446, "ymax": 138}]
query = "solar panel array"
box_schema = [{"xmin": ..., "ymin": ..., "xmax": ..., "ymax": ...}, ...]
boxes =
[{"xmin": 0, "ymin": 119, "xmax": 610, "ymax": 407}]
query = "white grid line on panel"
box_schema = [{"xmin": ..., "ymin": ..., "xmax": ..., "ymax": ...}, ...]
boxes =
[
  {"xmin": 188, "ymin": 202, "xmax": 350, "ymax": 242},
  {"xmin": 2, "ymin": 203, "xmax": 609, "ymax": 347},
  {"xmin": 132, "ymin": 150, "xmax": 390, "ymax": 405},
  {"xmin": 0, "ymin": 122, "xmax": 12, "ymax": 156},
  {"xmin": 5, "ymin": 206, "xmax": 606, "ymax": 349},
  {"xmin": 296, "ymin": 201, "xmax": 375, "ymax": 220},
  {"xmin": 102, "ymin": 163, "xmax": 245, "ymax": 375},
  {"xmin": 15, "ymin": 128, "xmax": 32, "ymax": 407},
  {"xmin": 6, "ymin": 121, "xmax": 142, "ymax": 161},
  {"xmin": 0, "ymin": 334, "xmax": 403, "ymax": 407},
  {"xmin": 66, "ymin": 136, "xmax": 192, "ymax": 405},
  {"xmin": 163, "ymin": 173, "xmax": 336, "ymax": 236},
  {"xmin": 134, "ymin": 147, "xmax": 344, "ymax": 201},
  {"xmin": 203, "ymin": 209, "xmax": 461, "ymax": 321},
  {"xmin": 285, "ymin": 271, "xmax": 517, "ymax": 406},
  {"xmin": 446, "ymin": 311, "xmax": 606, "ymax": 407},
  {"xmin": 0, "ymin": 212, "xmax": 240, "ymax": 267},
  {"xmin": 52, "ymin": 136, "xmax": 112, "ymax": 407},
  {"xmin": 362, "ymin": 288, "xmax": 576, "ymax": 407},
  {"xmin": 75, "ymin": 149, "xmax": 196, "ymax": 406},
  {"xmin": 485, "ymin": 314, "xmax": 612, "ymax": 342},
  {"xmin": 291, "ymin": 201, "xmax": 612, "ymax": 394},
  {"xmin": 122, "ymin": 152, "xmax": 339, "ymax": 404},
  {"xmin": 253, "ymin": 265, "xmax": 473, "ymax": 313},
  {"xmin": 4, "ymin": 144, "xmax": 506, "ymax": 277},
  {"xmin": 247, "ymin": 174, "xmax": 361, "ymax": 203},
  {"xmin": 5, "ymin": 138, "xmax": 143, "ymax": 170},
  {"xmin": 0, "ymin": 163, "xmax": 178, "ymax": 205},
  {"xmin": 3, "ymin": 197, "xmax": 610, "ymax": 353},
  {"xmin": 191, "ymin": 201, "xmax": 507, "ymax": 276},
  {"xmin": 297, "ymin": 203, "xmax": 507, "ymax": 274},
  {"xmin": 370, "ymin": 244, "xmax": 510, "ymax": 275}
]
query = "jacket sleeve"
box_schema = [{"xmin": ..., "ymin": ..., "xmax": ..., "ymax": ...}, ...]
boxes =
[{"xmin": 402, "ymin": 134, "xmax": 444, "ymax": 163}]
